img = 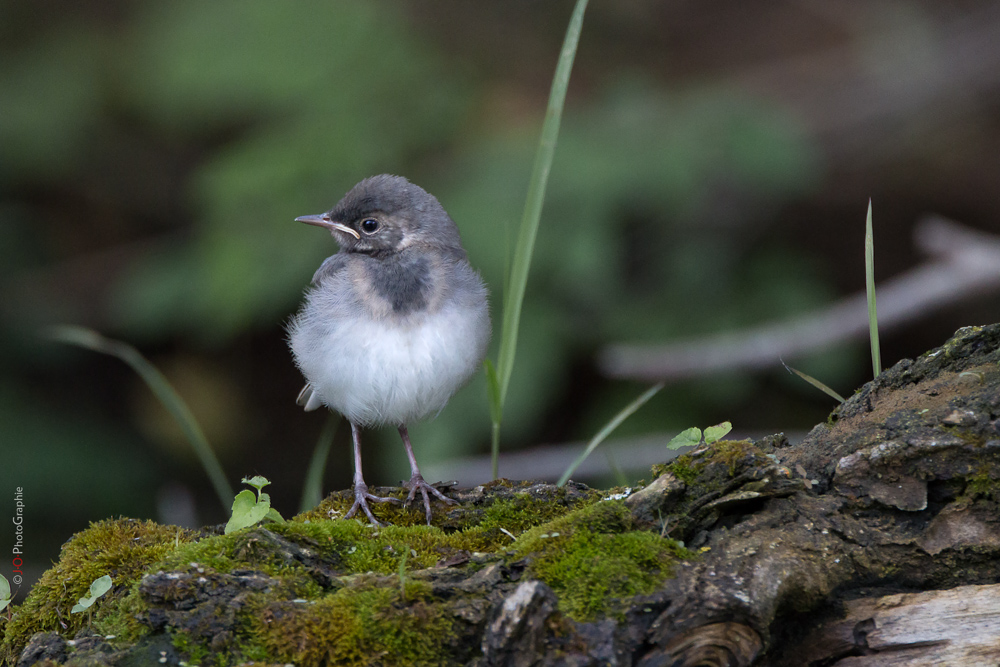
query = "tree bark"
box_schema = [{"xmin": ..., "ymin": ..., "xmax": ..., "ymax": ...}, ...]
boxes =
[{"xmin": 6, "ymin": 324, "xmax": 1000, "ymax": 666}]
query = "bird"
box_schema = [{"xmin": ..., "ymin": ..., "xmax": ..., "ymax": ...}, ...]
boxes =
[{"xmin": 287, "ymin": 174, "xmax": 491, "ymax": 525}]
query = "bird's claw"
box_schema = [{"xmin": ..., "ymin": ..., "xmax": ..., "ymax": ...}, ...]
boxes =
[
  {"xmin": 344, "ymin": 482, "xmax": 401, "ymax": 526},
  {"xmin": 403, "ymin": 474, "xmax": 458, "ymax": 525}
]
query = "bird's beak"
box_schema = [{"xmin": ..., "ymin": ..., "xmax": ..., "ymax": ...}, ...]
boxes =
[{"xmin": 295, "ymin": 214, "xmax": 361, "ymax": 240}]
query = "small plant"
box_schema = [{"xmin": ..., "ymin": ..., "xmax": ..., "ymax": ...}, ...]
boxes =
[
  {"xmin": 667, "ymin": 421, "xmax": 733, "ymax": 450},
  {"xmin": 0, "ymin": 573, "xmax": 12, "ymax": 618},
  {"xmin": 70, "ymin": 574, "xmax": 112, "ymax": 626},
  {"xmin": 225, "ymin": 476, "xmax": 285, "ymax": 534}
]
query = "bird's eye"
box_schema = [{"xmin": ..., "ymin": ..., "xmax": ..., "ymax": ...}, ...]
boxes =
[{"xmin": 360, "ymin": 219, "xmax": 379, "ymax": 234}]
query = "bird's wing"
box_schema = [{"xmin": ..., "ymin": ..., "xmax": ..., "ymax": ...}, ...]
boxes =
[
  {"xmin": 296, "ymin": 383, "xmax": 325, "ymax": 411},
  {"xmin": 311, "ymin": 253, "xmax": 349, "ymax": 284}
]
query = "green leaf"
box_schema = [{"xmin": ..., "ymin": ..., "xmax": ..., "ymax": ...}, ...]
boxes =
[
  {"xmin": 70, "ymin": 574, "xmax": 113, "ymax": 613},
  {"xmin": 225, "ymin": 489, "xmax": 268, "ymax": 534},
  {"xmin": 242, "ymin": 475, "xmax": 271, "ymax": 493},
  {"xmin": 89, "ymin": 575, "xmax": 113, "ymax": 599},
  {"xmin": 0, "ymin": 574, "xmax": 10, "ymax": 613},
  {"xmin": 266, "ymin": 508, "xmax": 285, "ymax": 524},
  {"xmin": 667, "ymin": 427, "xmax": 702, "ymax": 450},
  {"xmin": 703, "ymin": 422, "xmax": 733, "ymax": 445}
]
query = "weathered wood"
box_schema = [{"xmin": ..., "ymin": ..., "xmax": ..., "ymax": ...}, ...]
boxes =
[
  {"xmin": 778, "ymin": 583, "xmax": 1000, "ymax": 666},
  {"xmin": 4, "ymin": 325, "xmax": 1000, "ymax": 666}
]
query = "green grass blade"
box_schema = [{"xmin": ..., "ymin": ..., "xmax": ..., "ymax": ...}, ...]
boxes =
[
  {"xmin": 782, "ymin": 360, "xmax": 846, "ymax": 403},
  {"xmin": 865, "ymin": 199, "xmax": 881, "ymax": 378},
  {"xmin": 491, "ymin": 0, "xmax": 589, "ymax": 478},
  {"xmin": 482, "ymin": 359, "xmax": 502, "ymax": 479},
  {"xmin": 299, "ymin": 413, "xmax": 339, "ymax": 513},
  {"xmin": 557, "ymin": 381, "xmax": 664, "ymax": 487},
  {"xmin": 46, "ymin": 325, "xmax": 234, "ymax": 510}
]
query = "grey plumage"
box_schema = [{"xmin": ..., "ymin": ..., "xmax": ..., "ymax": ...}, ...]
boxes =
[{"xmin": 288, "ymin": 175, "xmax": 490, "ymax": 525}]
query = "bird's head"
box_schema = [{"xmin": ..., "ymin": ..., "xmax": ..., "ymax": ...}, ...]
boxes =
[{"xmin": 296, "ymin": 174, "xmax": 463, "ymax": 256}]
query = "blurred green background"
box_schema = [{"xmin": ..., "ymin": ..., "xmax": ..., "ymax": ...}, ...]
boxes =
[{"xmin": 3, "ymin": 1, "xmax": 1000, "ymax": 594}]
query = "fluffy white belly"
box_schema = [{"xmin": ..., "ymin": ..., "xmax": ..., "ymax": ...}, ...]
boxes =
[{"xmin": 290, "ymin": 304, "xmax": 487, "ymax": 426}]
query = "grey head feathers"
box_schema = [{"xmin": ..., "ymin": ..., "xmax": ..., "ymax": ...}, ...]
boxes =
[{"xmin": 326, "ymin": 174, "xmax": 464, "ymax": 255}]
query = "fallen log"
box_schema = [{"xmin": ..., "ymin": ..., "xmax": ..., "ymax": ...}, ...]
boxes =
[{"xmin": 3, "ymin": 324, "xmax": 999, "ymax": 666}]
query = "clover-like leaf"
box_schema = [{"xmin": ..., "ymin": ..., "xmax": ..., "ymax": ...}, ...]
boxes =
[
  {"xmin": 704, "ymin": 421, "xmax": 733, "ymax": 445},
  {"xmin": 225, "ymin": 489, "xmax": 269, "ymax": 534},
  {"xmin": 0, "ymin": 573, "xmax": 11, "ymax": 613},
  {"xmin": 242, "ymin": 475, "xmax": 271, "ymax": 493},
  {"xmin": 70, "ymin": 575, "xmax": 112, "ymax": 614},
  {"xmin": 88, "ymin": 575, "xmax": 113, "ymax": 599},
  {"xmin": 667, "ymin": 427, "xmax": 702, "ymax": 450}
]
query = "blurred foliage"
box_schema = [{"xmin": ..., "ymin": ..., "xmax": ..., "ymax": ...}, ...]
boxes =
[
  {"xmin": 2, "ymin": 385, "xmax": 156, "ymax": 519},
  {"xmin": 1, "ymin": 0, "xmax": 845, "ymax": 544},
  {"xmin": 108, "ymin": 1, "xmax": 470, "ymax": 341}
]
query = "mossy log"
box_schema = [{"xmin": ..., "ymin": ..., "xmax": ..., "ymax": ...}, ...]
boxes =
[{"xmin": 2, "ymin": 324, "xmax": 999, "ymax": 666}]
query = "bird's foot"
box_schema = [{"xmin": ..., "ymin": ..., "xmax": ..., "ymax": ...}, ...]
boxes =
[
  {"xmin": 404, "ymin": 474, "xmax": 458, "ymax": 525},
  {"xmin": 344, "ymin": 481, "xmax": 401, "ymax": 527}
]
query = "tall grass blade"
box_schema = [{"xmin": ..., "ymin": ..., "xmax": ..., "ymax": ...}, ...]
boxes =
[
  {"xmin": 865, "ymin": 199, "xmax": 881, "ymax": 377},
  {"xmin": 299, "ymin": 413, "xmax": 339, "ymax": 513},
  {"xmin": 557, "ymin": 382, "xmax": 664, "ymax": 487},
  {"xmin": 482, "ymin": 359, "xmax": 502, "ymax": 479},
  {"xmin": 781, "ymin": 360, "xmax": 846, "ymax": 403},
  {"xmin": 46, "ymin": 325, "xmax": 234, "ymax": 510},
  {"xmin": 490, "ymin": 0, "xmax": 589, "ymax": 478}
]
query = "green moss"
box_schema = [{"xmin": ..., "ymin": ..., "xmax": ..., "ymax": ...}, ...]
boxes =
[
  {"xmin": 275, "ymin": 520, "xmax": 456, "ymax": 575},
  {"xmin": 1, "ymin": 484, "xmax": 612, "ymax": 663},
  {"xmin": 172, "ymin": 631, "xmax": 213, "ymax": 665},
  {"xmin": 263, "ymin": 487, "xmax": 604, "ymax": 579},
  {"xmin": 708, "ymin": 439, "xmax": 758, "ymax": 476},
  {"xmin": 295, "ymin": 480, "xmax": 600, "ymax": 532},
  {"xmin": 963, "ymin": 470, "xmax": 999, "ymax": 501},
  {"xmin": 658, "ymin": 454, "xmax": 701, "ymax": 484},
  {"xmin": 258, "ymin": 577, "xmax": 452, "ymax": 667},
  {"xmin": 296, "ymin": 488, "xmax": 425, "ymax": 528},
  {"xmin": 91, "ymin": 579, "xmax": 153, "ymax": 645},
  {"xmin": 949, "ymin": 428, "xmax": 985, "ymax": 447},
  {"xmin": 0, "ymin": 519, "xmax": 192, "ymax": 662},
  {"xmin": 512, "ymin": 501, "xmax": 692, "ymax": 621},
  {"xmin": 155, "ymin": 532, "xmax": 245, "ymax": 574}
]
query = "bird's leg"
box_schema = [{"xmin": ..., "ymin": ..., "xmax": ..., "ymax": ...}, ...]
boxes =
[
  {"xmin": 343, "ymin": 421, "xmax": 399, "ymax": 526},
  {"xmin": 399, "ymin": 425, "xmax": 458, "ymax": 524}
]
